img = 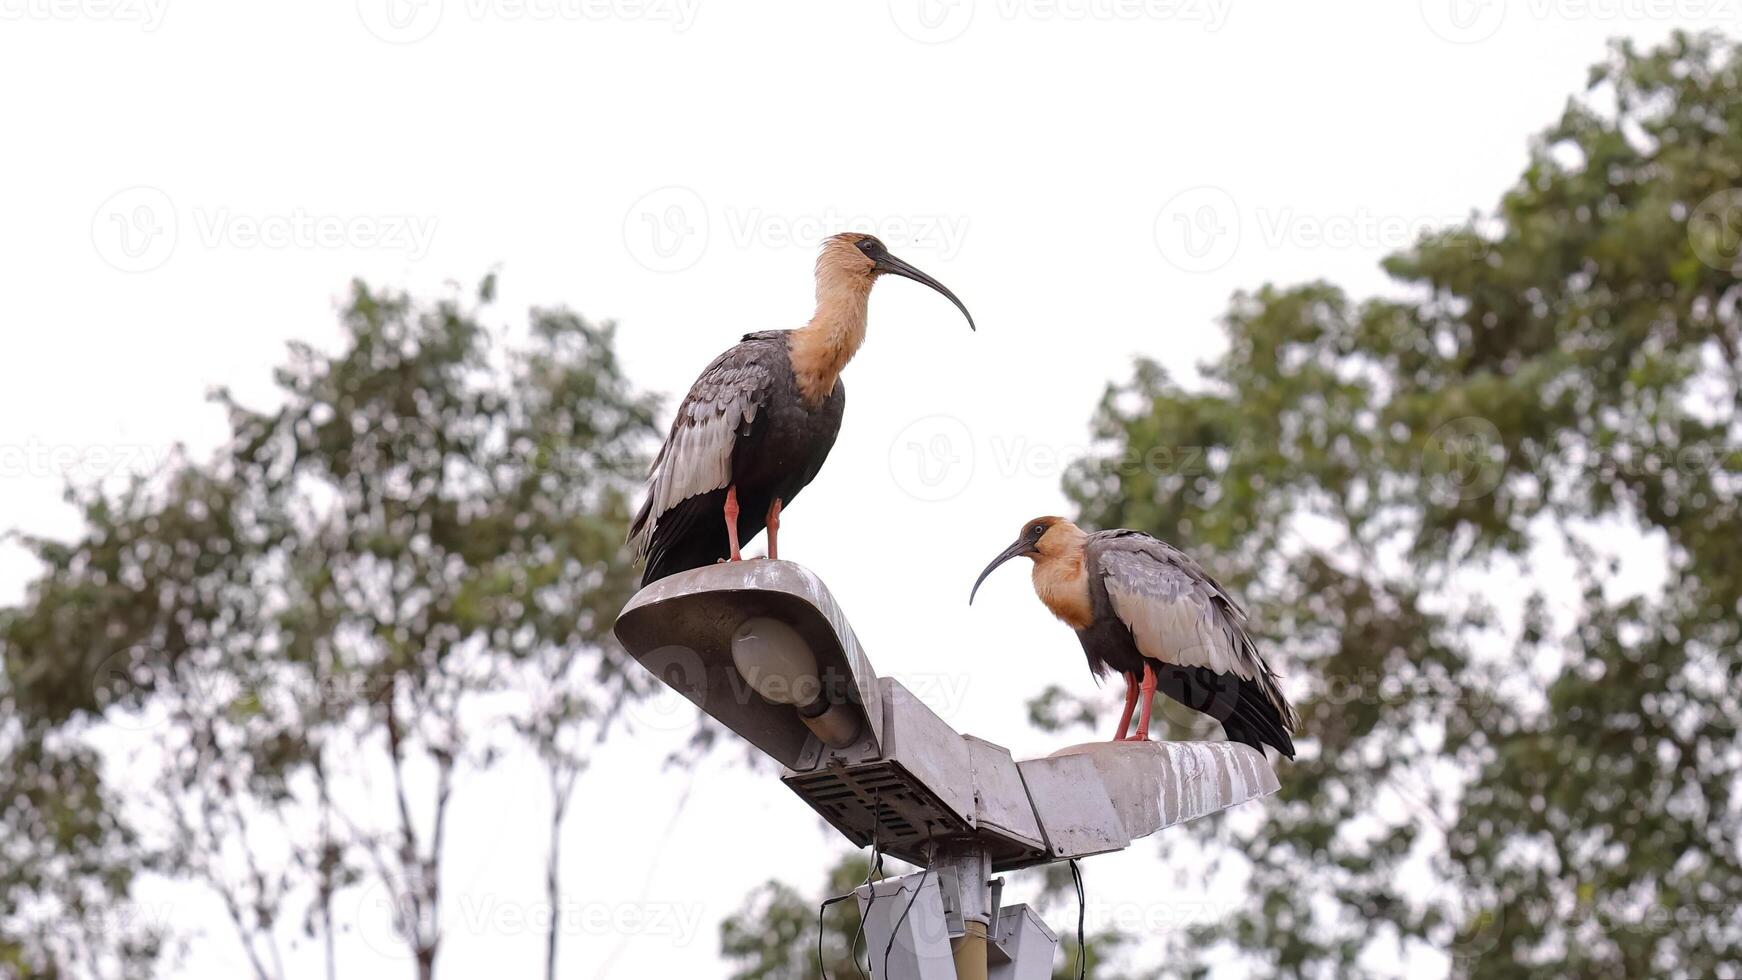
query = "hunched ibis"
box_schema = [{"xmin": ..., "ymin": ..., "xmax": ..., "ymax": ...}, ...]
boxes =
[
  {"xmin": 630, "ymin": 233, "xmax": 975, "ymax": 586},
  {"xmin": 971, "ymin": 517, "xmax": 1298, "ymax": 757}
]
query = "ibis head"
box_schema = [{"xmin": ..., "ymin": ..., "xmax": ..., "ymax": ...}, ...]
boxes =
[
  {"xmin": 969, "ymin": 516, "xmax": 1086, "ymax": 603},
  {"xmin": 818, "ymin": 232, "xmax": 975, "ymax": 331}
]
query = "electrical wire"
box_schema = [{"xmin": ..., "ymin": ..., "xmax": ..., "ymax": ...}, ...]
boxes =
[
  {"xmin": 882, "ymin": 831, "xmax": 934, "ymax": 970},
  {"xmin": 1069, "ymin": 858, "xmax": 1087, "ymax": 980},
  {"xmin": 816, "ymin": 890, "xmax": 858, "ymax": 980},
  {"xmin": 847, "ymin": 840, "xmax": 883, "ymax": 979},
  {"xmin": 820, "ymin": 792, "xmax": 882, "ymax": 980}
]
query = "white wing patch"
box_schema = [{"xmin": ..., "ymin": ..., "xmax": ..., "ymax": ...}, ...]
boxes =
[
  {"xmin": 1092, "ymin": 533, "xmax": 1298, "ymax": 731},
  {"xmin": 1100, "ymin": 549, "xmax": 1251, "ymax": 679},
  {"xmin": 630, "ymin": 342, "xmax": 776, "ymax": 557}
]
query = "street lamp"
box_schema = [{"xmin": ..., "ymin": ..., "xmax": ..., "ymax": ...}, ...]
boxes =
[{"xmin": 614, "ymin": 559, "xmax": 1279, "ymax": 978}]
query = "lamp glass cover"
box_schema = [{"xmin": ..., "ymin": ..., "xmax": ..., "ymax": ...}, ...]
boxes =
[{"xmin": 731, "ymin": 617, "xmax": 822, "ymax": 706}]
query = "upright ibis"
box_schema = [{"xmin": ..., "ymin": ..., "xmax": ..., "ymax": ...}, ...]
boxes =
[
  {"xmin": 971, "ymin": 517, "xmax": 1298, "ymax": 757},
  {"xmin": 630, "ymin": 233, "xmax": 975, "ymax": 586}
]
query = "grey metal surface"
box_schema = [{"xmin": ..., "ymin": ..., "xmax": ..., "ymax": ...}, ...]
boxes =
[
  {"xmin": 781, "ymin": 678, "xmax": 978, "ymax": 868},
  {"xmin": 614, "ymin": 559, "xmax": 883, "ymax": 769},
  {"xmin": 1014, "ymin": 752, "xmax": 1131, "ymax": 863},
  {"xmin": 988, "ymin": 904, "xmax": 1058, "ymax": 980},
  {"xmin": 1048, "ymin": 740, "xmax": 1280, "ymax": 840},
  {"xmin": 878, "ymin": 679, "xmax": 976, "ymax": 823},
  {"xmin": 935, "ymin": 842, "xmax": 993, "ymax": 931},
  {"xmin": 781, "ymin": 757, "xmax": 972, "ymax": 868},
  {"xmin": 857, "ymin": 870, "xmax": 956, "ymax": 980},
  {"xmin": 964, "ymin": 737, "xmax": 1047, "ymax": 866},
  {"xmin": 615, "ymin": 560, "xmax": 1281, "ymax": 878}
]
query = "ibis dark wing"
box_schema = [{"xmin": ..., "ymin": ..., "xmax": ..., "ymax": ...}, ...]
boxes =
[
  {"xmin": 1087, "ymin": 531, "xmax": 1298, "ymax": 731},
  {"xmin": 629, "ymin": 332, "xmax": 783, "ymax": 557}
]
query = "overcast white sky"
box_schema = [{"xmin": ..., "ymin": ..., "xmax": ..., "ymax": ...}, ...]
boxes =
[{"xmin": 2, "ymin": 2, "xmax": 1733, "ymax": 977}]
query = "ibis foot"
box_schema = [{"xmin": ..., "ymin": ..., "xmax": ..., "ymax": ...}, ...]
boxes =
[
  {"xmin": 723, "ymin": 485, "xmax": 742, "ymax": 561},
  {"xmin": 1111, "ymin": 671, "xmax": 1139, "ymax": 742},
  {"xmin": 1131, "ymin": 663, "xmax": 1158, "ymax": 741},
  {"xmin": 765, "ymin": 497, "xmax": 782, "ymax": 560}
]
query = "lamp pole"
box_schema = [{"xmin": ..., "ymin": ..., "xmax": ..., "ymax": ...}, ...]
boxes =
[{"xmin": 614, "ymin": 560, "xmax": 1280, "ymax": 979}]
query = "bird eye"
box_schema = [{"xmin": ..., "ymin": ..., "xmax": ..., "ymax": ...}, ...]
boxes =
[
  {"xmin": 1030, "ymin": 524, "xmax": 1046, "ymax": 537},
  {"xmin": 856, "ymin": 238, "xmax": 879, "ymax": 254}
]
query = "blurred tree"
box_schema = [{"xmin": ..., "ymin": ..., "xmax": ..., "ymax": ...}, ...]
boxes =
[
  {"xmin": 717, "ymin": 30, "xmax": 1742, "ymax": 980},
  {"xmin": 0, "ymin": 713, "xmax": 169, "ymax": 980},
  {"xmin": 1049, "ymin": 30, "xmax": 1742, "ymax": 979},
  {"xmin": 1, "ymin": 276, "xmax": 661, "ymax": 980},
  {"xmin": 720, "ymin": 855, "xmax": 874, "ymax": 979}
]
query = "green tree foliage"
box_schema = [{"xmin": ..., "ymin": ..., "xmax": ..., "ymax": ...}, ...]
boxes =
[
  {"xmin": 718, "ymin": 30, "xmax": 1742, "ymax": 980},
  {"xmin": 1, "ymin": 276, "xmax": 660, "ymax": 979},
  {"xmin": 720, "ymin": 855, "xmax": 875, "ymax": 979},
  {"xmin": 1050, "ymin": 31, "xmax": 1742, "ymax": 979}
]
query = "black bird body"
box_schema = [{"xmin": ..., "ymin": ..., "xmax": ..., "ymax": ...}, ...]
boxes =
[
  {"xmin": 1073, "ymin": 530, "xmax": 1296, "ymax": 757},
  {"xmin": 629, "ymin": 232, "xmax": 974, "ymax": 586},
  {"xmin": 972, "ymin": 519, "xmax": 1299, "ymax": 758},
  {"xmin": 631, "ymin": 331, "xmax": 844, "ymax": 584}
]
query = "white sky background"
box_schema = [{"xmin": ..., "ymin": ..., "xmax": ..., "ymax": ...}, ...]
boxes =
[{"xmin": 1, "ymin": 2, "xmax": 1732, "ymax": 977}]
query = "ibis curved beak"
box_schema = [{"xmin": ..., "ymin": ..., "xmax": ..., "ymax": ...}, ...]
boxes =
[
  {"xmin": 969, "ymin": 537, "xmax": 1031, "ymax": 604},
  {"xmin": 876, "ymin": 252, "xmax": 976, "ymax": 332}
]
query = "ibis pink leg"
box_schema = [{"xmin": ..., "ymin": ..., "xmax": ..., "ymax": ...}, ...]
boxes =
[
  {"xmin": 765, "ymin": 497, "xmax": 782, "ymax": 560},
  {"xmin": 1112, "ymin": 672, "xmax": 1139, "ymax": 742},
  {"xmin": 723, "ymin": 486, "xmax": 742, "ymax": 561},
  {"xmin": 1132, "ymin": 663, "xmax": 1158, "ymax": 741}
]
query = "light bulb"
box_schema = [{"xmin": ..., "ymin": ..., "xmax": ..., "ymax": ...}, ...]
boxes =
[{"xmin": 731, "ymin": 616, "xmax": 822, "ymax": 706}]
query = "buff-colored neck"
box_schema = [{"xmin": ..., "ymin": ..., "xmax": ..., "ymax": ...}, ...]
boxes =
[
  {"xmin": 790, "ymin": 276, "xmax": 872, "ymax": 406},
  {"xmin": 1032, "ymin": 524, "xmax": 1093, "ymax": 630}
]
